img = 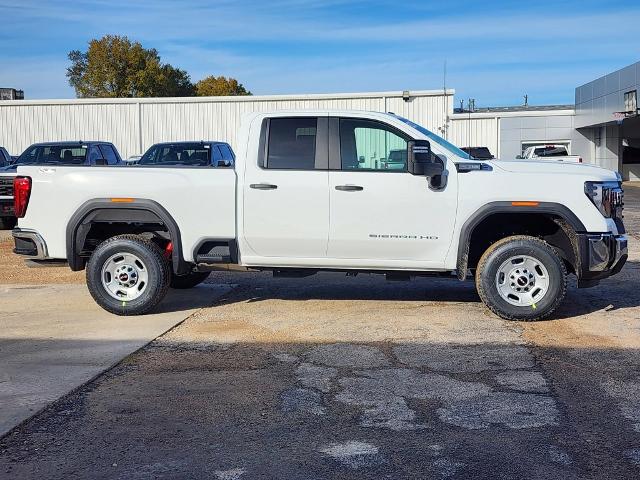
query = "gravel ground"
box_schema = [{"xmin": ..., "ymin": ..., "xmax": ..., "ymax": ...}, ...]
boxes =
[
  {"xmin": 0, "ymin": 187, "xmax": 638, "ymax": 479},
  {"xmin": 624, "ymin": 182, "xmax": 640, "ymax": 236},
  {"xmin": 0, "ymin": 232, "xmax": 83, "ymax": 285}
]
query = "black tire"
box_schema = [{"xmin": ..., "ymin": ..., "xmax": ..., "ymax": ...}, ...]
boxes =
[
  {"xmin": 475, "ymin": 235, "xmax": 567, "ymax": 321},
  {"xmin": 0, "ymin": 217, "xmax": 17, "ymax": 230},
  {"xmin": 170, "ymin": 271, "xmax": 210, "ymax": 289},
  {"xmin": 86, "ymin": 234, "xmax": 170, "ymax": 316}
]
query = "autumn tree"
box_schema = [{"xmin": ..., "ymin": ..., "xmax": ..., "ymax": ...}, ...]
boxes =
[
  {"xmin": 195, "ymin": 76, "xmax": 252, "ymax": 97},
  {"xmin": 67, "ymin": 35, "xmax": 195, "ymax": 98}
]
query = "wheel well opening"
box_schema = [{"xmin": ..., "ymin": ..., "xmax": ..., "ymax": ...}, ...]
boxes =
[
  {"xmin": 466, "ymin": 213, "xmax": 577, "ymax": 274},
  {"xmin": 80, "ymin": 222, "xmax": 170, "ymax": 258},
  {"xmin": 73, "ymin": 208, "xmax": 174, "ymax": 270}
]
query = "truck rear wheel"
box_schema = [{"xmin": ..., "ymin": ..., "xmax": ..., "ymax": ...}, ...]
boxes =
[
  {"xmin": 86, "ymin": 235, "xmax": 170, "ymax": 316},
  {"xmin": 170, "ymin": 271, "xmax": 210, "ymax": 289},
  {"xmin": 475, "ymin": 235, "xmax": 567, "ymax": 321}
]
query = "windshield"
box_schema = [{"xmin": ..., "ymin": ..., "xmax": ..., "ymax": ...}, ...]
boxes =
[
  {"xmin": 534, "ymin": 146, "xmax": 568, "ymax": 157},
  {"xmin": 139, "ymin": 143, "xmax": 211, "ymax": 166},
  {"xmin": 390, "ymin": 114, "xmax": 471, "ymax": 160},
  {"xmin": 15, "ymin": 145, "xmax": 88, "ymax": 165}
]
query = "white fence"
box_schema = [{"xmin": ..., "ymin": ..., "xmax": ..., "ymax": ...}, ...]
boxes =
[{"xmin": 0, "ymin": 90, "xmax": 454, "ymax": 159}]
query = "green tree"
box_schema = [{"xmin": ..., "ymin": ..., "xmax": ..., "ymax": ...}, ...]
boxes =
[
  {"xmin": 195, "ymin": 75, "xmax": 252, "ymax": 97},
  {"xmin": 67, "ymin": 35, "xmax": 195, "ymax": 98}
]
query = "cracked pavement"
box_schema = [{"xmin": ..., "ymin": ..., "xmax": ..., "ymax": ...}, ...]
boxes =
[{"xmin": 0, "ymin": 186, "xmax": 639, "ymax": 479}]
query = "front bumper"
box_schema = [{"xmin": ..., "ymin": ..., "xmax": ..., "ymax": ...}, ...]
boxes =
[
  {"xmin": 12, "ymin": 228, "xmax": 49, "ymax": 259},
  {"xmin": 577, "ymin": 233, "xmax": 628, "ymax": 287}
]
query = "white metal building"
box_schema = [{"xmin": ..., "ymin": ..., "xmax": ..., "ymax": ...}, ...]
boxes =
[
  {"xmin": 449, "ymin": 106, "xmax": 579, "ymax": 161},
  {"xmin": 0, "ymin": 90, "xmax": 454, "ymax": 160},
  {"xmin": 1, "ymin": 62, "xmax": 639, "ymax": 181}
]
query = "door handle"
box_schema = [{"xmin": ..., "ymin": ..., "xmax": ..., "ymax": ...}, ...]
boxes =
[
  {"xmin": 250, "ymin": 183, "xmax": 278, "ymax": 190},
  {"xmin": 335, "ymin": 185, "xmax": 364, "ymax": 191}
]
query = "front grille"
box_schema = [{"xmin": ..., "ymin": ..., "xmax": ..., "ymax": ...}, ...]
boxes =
[{"xmin": 0, "ymin": 177, "xmax": 13, "ymax": 197}]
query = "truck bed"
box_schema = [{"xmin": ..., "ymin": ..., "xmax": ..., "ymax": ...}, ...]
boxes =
[{"xmin": 17, "ymin": 166, "xmax": 237, "ymax": 262}]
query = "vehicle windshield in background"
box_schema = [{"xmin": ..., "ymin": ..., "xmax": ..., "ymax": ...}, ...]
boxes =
[
  {"xmin": 390, "ymin": 114, "xmax": 471, "ymax": 160},
  {"xmin": 15, "ymin": 145, "xmax": 88, "ymax": 165},
  {"xmin": 139, "ymin": 144, "xmax": 211, "ymax": 166},
  {"xmin": 534, "ymin": 146, "xmax": 569, "ymax": 157}
]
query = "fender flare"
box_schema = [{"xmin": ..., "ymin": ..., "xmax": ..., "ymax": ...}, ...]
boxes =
[
  {"xmin": 66, "ymin": 198, "xmax": 189, "ymax": 274},
  {"xmin": 456, "ymin": 201, "xmax": 586, "ymax": 279}
]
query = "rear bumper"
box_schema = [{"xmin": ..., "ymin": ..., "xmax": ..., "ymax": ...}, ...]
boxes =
[
  {"xmin": 577, "ymin": 233, "xmax": 628, "ymax": 287},
  {"xmin": 12, "ymin": 228, "xmax": 49, "ymax": 259}
]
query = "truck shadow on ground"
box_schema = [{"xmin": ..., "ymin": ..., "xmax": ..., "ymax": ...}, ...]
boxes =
[{"xmin": 204, "ymin": 260, "xmax": 640, "ymax": 322}]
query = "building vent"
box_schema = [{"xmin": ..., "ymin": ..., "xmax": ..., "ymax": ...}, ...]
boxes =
[
  {"xmin": 624, "ymin": 90, "xmax": 637, "ymax": 116},
  {"xmin": 0, "ymin": 88, "xmax": 24, "ymax": 100}
]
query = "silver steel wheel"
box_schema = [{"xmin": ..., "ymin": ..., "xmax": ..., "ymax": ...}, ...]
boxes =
[
  {"xmin": 100, "ymin": 252, "xmax": 149, "ymax": 301},
  {"xmin": 495, "ymin": 255, "xmax": 550, "ymax": 307}
]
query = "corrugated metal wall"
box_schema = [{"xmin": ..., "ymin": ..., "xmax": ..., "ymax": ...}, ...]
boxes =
[
  {"xmin": 449, "ymin": 116, "xmax": 499, "ymax": 157},
  {"xmin": 0, "ymin": 103, "xmax": 139, "ymax": 158},
  {"xmin": 0, "ymin": 90, "xmax": 453, "ymax": 159}
]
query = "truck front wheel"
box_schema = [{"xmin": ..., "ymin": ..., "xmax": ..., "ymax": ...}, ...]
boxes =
[
  {"xmin": 475, "ymin": 235, "xmax": 567, "ymax": 321},
  {"xmin": 86, "ymin": 235, "xmax": 170, "ymax": 316}
]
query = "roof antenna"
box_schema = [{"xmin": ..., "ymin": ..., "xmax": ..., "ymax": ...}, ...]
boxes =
[
  {"xmin": 442, "ymin": 60, "xmax": 448, "ymax": 139},
  {"xmin": 524, "ymin": 94, "xmax": 529, "ymax": 107}
]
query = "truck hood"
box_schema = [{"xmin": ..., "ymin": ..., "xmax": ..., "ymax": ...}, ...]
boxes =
[{"xmin": 488, "ymin": 159, "xmax": 619, "ymax": 181}]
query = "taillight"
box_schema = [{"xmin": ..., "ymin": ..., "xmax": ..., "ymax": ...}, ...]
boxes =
[{"xmin": 13, "ymin": 176, "xmax": 32, "ymax": 218}]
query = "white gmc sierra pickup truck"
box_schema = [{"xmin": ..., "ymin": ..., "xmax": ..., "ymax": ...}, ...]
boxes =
[
  {"xmin": 11, "ymin": 111, "xmax": 628, "ymax": 321},
  {"xmin": 517, "ymin": 144, "xmax": 582, "ymax": 163}
]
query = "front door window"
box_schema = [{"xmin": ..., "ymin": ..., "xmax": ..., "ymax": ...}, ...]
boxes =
[{"xmin": 339, "ymin": 119, "xmax": 408, "ymax": 171}]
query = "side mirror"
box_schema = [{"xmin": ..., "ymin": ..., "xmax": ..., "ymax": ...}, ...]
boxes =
[
  {"xmin": 408, "ymin": 140, "xmax": 443, "ymax": 177},
  {"xmin": 515, "ymin": 155, "xmax": 522, "ymax": 159},
  {"xmin": 358, "ymin": 156, "xmax": 365, "ymax": 164}
]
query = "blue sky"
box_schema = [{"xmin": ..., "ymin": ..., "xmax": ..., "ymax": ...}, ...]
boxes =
[{"xmin": 1, "ymin": 0, "xmax": 639, "ymax": 106}]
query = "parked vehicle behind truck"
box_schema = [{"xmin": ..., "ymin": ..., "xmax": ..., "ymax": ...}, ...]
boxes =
[
  {"xmin": 461, "ymin": 146, "xmax": 495, "ymax": 160},
  {"xmin": 0, "ymin": 147, "xmax": 15, "ymax": 228},
  {"xmin": 517, "ymin": 144, "xmax": 582, "ymax": 163},
  {"xmin": 136, "ymin": 141, "xmax": 235, "ymax": 168},
  {"xmin": 11, "ymin": 111, "xmax": 627, "ymax": 321},
  {"xmin": 0, "ymin": 141, "xmax": 123, "ymax": 229},
  {"xmin": 0, "ymin": 147, "xmax": 12, "ymax": 167}
]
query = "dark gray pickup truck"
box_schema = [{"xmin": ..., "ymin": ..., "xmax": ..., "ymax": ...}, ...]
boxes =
[{"xmin": 135, "ymin": 141, "xmax": 235, "ymax": 167}]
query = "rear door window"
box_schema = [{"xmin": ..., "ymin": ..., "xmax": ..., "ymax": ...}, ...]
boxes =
[
  {"xmin": 212, "ymin": 145, "xmax": 223, "ymax": 166},
  {"xmin": 266, "ymin": 118, "xmax": 318, "ymax": 170},
  {"xmin": 89, "ymin": 146, "xmax": 106, "ymax": 165},
  {"xmin": 219, "ymin": 144, "xmax": 235, "ymax": 161},
  {"xmin": 99, "ymin": 145, "xmax": 119, "ymax": 165}
]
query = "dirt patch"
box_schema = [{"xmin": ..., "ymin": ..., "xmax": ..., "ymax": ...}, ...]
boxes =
[{"xmin": 0, "ymin": 239, "xmax": 83, "ymax": 285}]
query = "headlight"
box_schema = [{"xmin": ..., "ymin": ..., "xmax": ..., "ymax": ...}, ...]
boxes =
[{"xmin": 584, "ymin": 181, "xmax": 624, "ymax": 218}]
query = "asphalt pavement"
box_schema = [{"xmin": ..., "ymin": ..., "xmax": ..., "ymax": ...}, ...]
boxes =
[
  {"xmin": 0, "ymin": 284, "xmax": 231, "ymax": 437},
  {"xmin": 0, "ymin": 184, "xmax": 638, "ymax": 479}
]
